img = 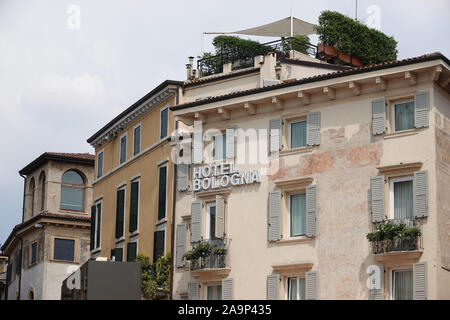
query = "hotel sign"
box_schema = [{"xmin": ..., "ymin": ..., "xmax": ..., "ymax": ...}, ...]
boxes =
[{"xmin": 193, "ymin": 162, "xmax": 260, "ymax": 192}]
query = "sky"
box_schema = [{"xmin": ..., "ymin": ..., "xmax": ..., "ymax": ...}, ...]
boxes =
[{"xmin": 0, "ymin": 0, "xmax": 449, "ymax": 246}]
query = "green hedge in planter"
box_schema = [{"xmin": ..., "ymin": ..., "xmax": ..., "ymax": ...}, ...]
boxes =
[
  {"xmin": 366, "ymin": 222, "xmax": 421, "ymax": 242},
  {"xmin": 316, "ymin": 10, "xmax": 398, "ymax": 65}
]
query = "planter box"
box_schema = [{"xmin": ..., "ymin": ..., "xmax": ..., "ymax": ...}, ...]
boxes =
[{"xmin": 317, "ymin": 44, "xmax": 337, "ymax": 57}]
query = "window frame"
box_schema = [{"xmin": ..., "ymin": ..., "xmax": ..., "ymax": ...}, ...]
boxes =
[
  {"xmin": 127, "ymin": 236, "xmax": 138, "ymax": 262},
  {"xmin": 115, "ymin": 185, "xmax": 126, "ymax": 241},
  {"xmin": 93, "ymin": 199, "xmax": 102, "ymax": 250},
  {"xmin": 97, "ymin": 149, "xmax": 104, "ymax": 179},
  {"xmin": 205, "ymin": 283, "xmax": 222, "ymax": 300},
  {"xmin": 287, "ymin": 192, "xmax": 307, "ymax": 238},
  {"xmin": 390, "ymin": 267, "xmax": 413, "ymax": 300},
  {"xmin": 212, "ymin": 132, "xmax": 227, "ymax": 161},
  {"xmin": 60, "ymin": 170, "xmax": 85, "ymax": 212},
  {"xmin": 205, "ymin": 201, "xmax": 217, "ymax": 240},
  {"xmin": 389, "ymin": 175, "xmax": 414, "ymax": 220},
  {"xmin": 288, "ymin": 119, "xmax": 307, "ymax": 150},
  {"xmin": 160, "ymin": 105, "xmax": 169, "ymax": 140},
  {"xmin": 153, "ymin": 224, "xmax": 166, "ymax": 262},
  {"xmin": 119, "ymin": 132, "xmax": 128, "ymax": 165},
  {"xmin": 129, "ymin": 178, "xmax": 140, "ymax": 234},
  {"xmin": 52, "ymin": 237, "xmax": 77, "ymax": 263},
  {"xmin": 390, "ymin": 98, "xmax": 415, "ymax": 132},
  {"xmin": 157, "ymin": 163, "xmax": 168, "ymax": 222},
  {"xmin": 133, "ymin": 123, "xmax": 142, "ymax": 157},
  {"xmin": 30, "ymin": 242, "xmax": 38, "ymax": 266},
  {"xmin": 286, "ymin": 276, "xmax": 306, "ymax": 300}
]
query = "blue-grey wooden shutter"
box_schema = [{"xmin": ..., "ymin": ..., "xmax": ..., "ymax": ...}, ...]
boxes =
[
  {"xmin": 267, "ymin": 274, "xmax": 279, "ymax": 300},
  {"xmin": 369, "ymin": 265, "xmax": 384, "ymax": 300},
  {"xmin": 188, "ymin": 281, "xmax": 200, "ymax": 300},
  {"xmin": 268, "ymin": 191, "xmax": 281, "ymax": 242},
  {"xmin": 371, "ymin": 176, "xmax": 385, "ymax": 223},
  {"xmin": 192, "ymin": 130, "xmax": 203, "ymax": 164},
  {"xmin": 372, "ymin": 98, "xmax": 386, "ymax": 135},
  {"xmin": 269, "ymin": 118, "xmax": 282, "ymax": 153},
  {"xmin": 90, "ymin": 205, "xmax": 96, "ymax": 251},
  {"xmin": 222, "ymin": 278, "xmax": 233, "ymax": 300},
  {"xmin": 226, "ymin": 127, "xmax": 235, "ymax": 159},
  {"xmin": 414, "ymin": 170, "xmax": 428, "ymax": 218},
  {"xmin": 191, "ymin": 201, "xmax": 202, "ymax": 243},
  {"xmin": 307, "ymin": 111, "xmax": 321, "ymax": 146},
  {"xmin": 414, "ymin": 91, "xmax": 429, "ymax": 128},
  {"xmin": 413, "ymin": 262, "xmax": 427, "ymax": 300},
  {"xmin": 305, "ymin": 271, "xmax": 318, "ymax": 300},
  {"xmin": 306, "ymin": 185, "xmax": 317, "ymax": 237},
  {"xmin": 176, "ymin": 224, "xmax": 186, "ymax": 267},
  {"xmin": 215, "ymin": 195, "xmax": 225, "ymax": 238},
  {"xmin": 177, "ymin": 164, "xmax": 189, "ymax": 191}
]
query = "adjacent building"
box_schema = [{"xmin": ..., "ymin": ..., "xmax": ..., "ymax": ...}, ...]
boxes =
[{"xmin": 1, "ymin": 152, "xmax": 94, "ymax": 300}]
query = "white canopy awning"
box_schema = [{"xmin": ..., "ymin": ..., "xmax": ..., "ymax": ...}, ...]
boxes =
[{"xmin": 205, "ymin": 17, "xmax": 317, "ymax": 37}]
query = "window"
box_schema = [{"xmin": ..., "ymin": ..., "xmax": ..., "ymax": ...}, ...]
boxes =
[
  {"xmin": 60, "ymin": 170, "xmax": 84, "ymax": 211},
  {"xmin": 29, "ymin": 178, "xmax": 35, "ymax": 217},
  {"xmin": 206, "ymin": 202, "xmax": 217, "ymax": 240},
  {"xmin": 15, "ymin": 250, "xmax": 21, "ymax": 274},
  {"xmin": 39, "ymin": 171, "xmax": 46, "ymax": 211},
  {"xmin": 115, "ymin": 188, "xmax": 126, "ymax": 239},
  {"xmin": 393, "ymin": 101, "xmax": 414, "ymax": 131},
  {"xmin": 287, "ymin": 277, "xmax": 306, "ymax": 300},
  {"xmin": 111, "ymin": 248, "xmax": 123, "ymax": 262},
  {"xmin": 129, "ymin": 180, "xmax": 139, "ymax": 233},
  {"xmin": 213, "ymin": 133, "xmax": 226, "ymax": 160},
  {"xmin": 97, "ymin": 150, "xmax": 104, "ymax": 179},
  {"xmin": 133, "ymin": 124, "xmax": 141, "ymax": 156},
  {"xmin": 153, "ymin": 229, "xmax": 165, "ymax": 262},
  {"xmin": 206, "ymin": 284, "xmax": 222, "ymax": 300},
  {"xmin": 290, "ymin": 120, "xmax": 307, "ymax": 149},
  {"xmin": 30, "ymin": 242, "xmax": 37, "ymax": 265},
  {"xmin": 92, "ymin": 201, "xmax": 102, "ymax": 250},
  {"xmin": 120, "ymin": 133, "xmax": 127, "ymax": 164},
  {"xmin": 289, "ymin": 193, "xmax": 306, "ymax": 237},
  {"xmin": 157, "ymin": 165, "xmax": 167, "ymax": 221},
  {"xmin": 160, "ymin": 106, "xmax": 169, "ymax": 139},
  {"xmin": 127, "ymin": 241, "xmax": 137, "ymax": 262},
  {"xmin": 390, "ymin": 176, "xmax": 414, "ymax": 220},
  {"xmin": 392, "ymin": 269, "xmax": 413, "ymax": 300},
  {"xmin": 53, "ymin": 238, "xmax": 75, "ymax": 262}
]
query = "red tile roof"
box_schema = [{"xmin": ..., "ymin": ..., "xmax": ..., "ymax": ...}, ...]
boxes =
[{"xmin": 19, "ymin": 152, "xmax": 95, "ymax": 175}]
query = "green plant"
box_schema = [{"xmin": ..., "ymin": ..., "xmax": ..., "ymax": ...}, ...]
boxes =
[
  {"xmin": 366, "ymin": 222, "xmax": 421, "ymax": 243},
  {"xmin": 316, "ymin": 10, "xmax": 398, "ymax": 65},
  {"xmin": 183, "ymin": 242, "xmax": 212, "ymax": 261},
  {"xmin": 135, "ymin": 253, "xmax": 172, "ymax": 300},
  {"xmin": 211, "ymin": 247, "xmax": 227, "ymax": 256},
  {"xmin": 281, "ymin": 35, "xmax": 311, "ymax": 55}
]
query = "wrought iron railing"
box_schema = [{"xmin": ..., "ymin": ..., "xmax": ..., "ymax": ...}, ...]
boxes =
[{"xmin": 189, "ymin": 238, "xmax": 228, "ymax": 271}]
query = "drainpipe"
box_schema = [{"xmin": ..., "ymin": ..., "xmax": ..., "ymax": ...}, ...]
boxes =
[{"xmin": 20, "ymin": 174, "xmax": 26, "ymax": 223}]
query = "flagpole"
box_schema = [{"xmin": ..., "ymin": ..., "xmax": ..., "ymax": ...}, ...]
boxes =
[{"xmin": 290, "ymin": 8, "xmax": 294, "ymax": 38}]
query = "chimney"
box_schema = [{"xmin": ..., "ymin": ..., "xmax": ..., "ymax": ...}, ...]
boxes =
[{"xmin": 185, "ymin": 56, "xmax": 195, "ymax": 80}]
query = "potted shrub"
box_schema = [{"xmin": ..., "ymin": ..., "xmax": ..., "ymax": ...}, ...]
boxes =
[{"xmin": 366, "ymin": 222, "xmax": 421, "ymax": 253}]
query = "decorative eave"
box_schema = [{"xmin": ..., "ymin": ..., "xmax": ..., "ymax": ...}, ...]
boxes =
[
  {"xmin": 272, "ymin": 261, "xmax": 314, "ymax": 275},
  {"xmin": 376, "ymin": 162, "xmax": 423, "ymax": 176},
  {"xmin": 195, "ymin": 187, "xmax": 232, "ymax": 199},
  {"xmin": 274, "ymin": 177, "xmax": 313, "ymax": 192}
]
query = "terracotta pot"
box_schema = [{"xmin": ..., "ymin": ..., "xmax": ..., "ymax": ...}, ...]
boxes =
[
  {"xmin": 337, "ymin": 52, "xmax": 364, "ymax": 67},
  {"xmin": 317, "ymin": 44, "xmax": 337, "ymax": 57}
]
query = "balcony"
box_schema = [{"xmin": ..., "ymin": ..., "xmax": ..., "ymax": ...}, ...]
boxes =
[{"xmin": 187, "ymin": 239, "xmax": 230, "ymax": 280}]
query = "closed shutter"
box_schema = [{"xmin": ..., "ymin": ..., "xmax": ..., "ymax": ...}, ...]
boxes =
[
  {"xmin": 176, "ymin": 224, "xmax": 186, "ymax": 267},
  {"xmin": 306, "ymin": 185, "xmax": 317, "ymax": 237},
  {"xmin": 413, "ymin": 262, "xmax": 427, "ymax": 300},
  {"xmin": 158, "ymin": 166, "xmax": 167, "ymax": 220},
  {"xmin": 269, "ymin": 118, "xmax": 282, "ymax": 153},
  {"xmin": 160, "ymin": 107, "xmax": 168, "ymax": 139},
  {"xmin": 192, "ymin": 129, "xmax": 203, "ymax": 164},
  {"xmin": 372, "ymin": 98, "xmax": 386, "ymax": 135},
  {"xmin": 414, "ymin": 91, "xmax": 429, "ymax": 128},
  {"xmin": 414, "ymin": 170, "xmax": 428, "ymax": 218},
  {"xmin": 188, "ymin": 281, "xmax": 200, "ymax": 300},
  {"xmin": 226, "ymin": 127, "xmax": 235, "ymax": 159},
  {"xmin": 305, "ymin": 271, "xmax": 317, "ymax": 300},
  {"xmin": 306, "ymin": 111, "xmax": 321, "ymax": 146},
  {"xmin": 54, "ymin": 239, "xmax": 75, "ymax": 261},
  {"xmin": 177, "ymin": 164, "xmax": 189, "ymax": 191},
  {"xmin": 371, "ymin": 176, "xmax": 385, "ymax": 223},
  {"xmin": 96, "ymin": 202, "xmax": 101, "ymax": 249},
  {"xmin": 90, "ymin": 205, "xmax": 96, "ymax": 250},
  {"xmin": 114, "ymin": 248, "xmax": 123, "ymax": 262},
  {"xmin": 153, "ymin": 230, "xmax": 165, "ymax": 262},
  {"xmin": 268, "ymin": 191, "xmax": 281, "ymax": 242},
  {"xmin": 129, "ymin": 181, "xmax": 139, "ymax": 233},
  {"xmin": 369, "ymin": 265, "xmax": 384, "ymax": 300},
  {"xmin": 134, "ymin": 125, "xmax": 141, "ymax": 155},
  {"xmin": 222, "ymin": 278, "xmax": 233, "ymax": 300},
  {"xmin": 6, "ymin": 264, "xmax": 11, "ymax": 284},
  {"xmin": 115, "ymin": 189, "xmax": 125, "ymax": 239},
  {"xmin": 215, "ymin": 195, "xmax": 225, "ymax": 238},
  {"xmin": 267, "ymin": 274, "xmax": 279, "ymax": 300},
  {"xmin": 126, "ymin": 242, "xmax": 137, "ymax": 262},
  {"xmin": 191, "ymin": 201, "xmax": 202, "ymax": 243}
]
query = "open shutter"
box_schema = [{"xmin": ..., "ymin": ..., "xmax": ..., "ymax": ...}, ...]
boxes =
[
  {"xmin": 267, "ymin": 274, "xmax": 279, "ymax": 300},
  {"xmin": 188, "ymin": 281, "xmax": 200, "ymax": 300},
  {"xmin": 176, "ymin": 224, "xmax": 186, "ymax": 267},
  {"xmin": 177, "ymin": 164, "xmax": 189, "ymax": 191},
  {"xmin": 413, "ymin": 262, "xmax": 427, "ymax": 300},
  {"xmin": 191, "ymin": 201, "xmax": 202, "ymax": 243},
  {"xmin": 90, "ymin": 205, "xmax": 96, "ymax": 251},
  {"xmin": 226, "ymin": 127, "xmax": 235, "ymax": 159},
  {"xmin": 414, "ymin": 91, "xmax": 429, "ymax": 128},
  {"xmin": 306, "ymin": 111, "xmax": 321, "ymax": 146},
  {"xmin": 192, "ymin": 129, "xmax": 203, "ymax": 164},
  {"xmin": 215, "ymin": 195, "xmax": 225, "ymax": 238},
  {"xmin": 305, "ymin": 271, "xmax": 318, "ymax": 300},
  {"xmin": 269, "ymin": 118, "xmax": 282, "ymax": 153},
  {"xmin": 372, "ymin": 98, "xmax": 386, "ymax": 135},
  {"xmin": 369, "ymin": 265, "xmax": 384, "ymax": 300},
  {"xmin": 129, "ymin": 181, "xmax": 139, "ymax": 233},
  {"xmin": 414, "ymin": 170, "xmax": 428, "ymax": 218},
  {"xmin": 222, "ymin": 278, "xmax": 233, "ymax": 300},
  {"xmin": 268, "ymin": 191, "xmax": 281, "ymax": 242},
  {"xmin": 371, "ymin": 176, "xmax": 385, "ymax": 223},
  {"xmin": 306, "ymin": 185, "xmax": 317, "ymax": 237}
]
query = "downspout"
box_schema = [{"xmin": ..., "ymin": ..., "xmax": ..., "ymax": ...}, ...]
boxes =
[{"xmin": 20, "ymin": 174, "xmax": 26, "ymax": 223}]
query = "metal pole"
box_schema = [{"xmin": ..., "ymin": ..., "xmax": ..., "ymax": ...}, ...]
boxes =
[{"xmin": 355, "ymin": 0, "xmax": 358, "ymax": 20}]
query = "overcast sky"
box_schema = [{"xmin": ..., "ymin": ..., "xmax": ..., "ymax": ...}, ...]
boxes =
[{"xmin": 0, "ymin": 0, "xmax": 449, "ymax": 245}]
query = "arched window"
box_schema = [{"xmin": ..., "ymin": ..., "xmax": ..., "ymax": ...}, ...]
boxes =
[
  {"xmin": 60, "ymin": 170, "xmax": 84, "ymax": 212},
  {"xmin": 38, "ymin": 171, "xmax": 46, "ymax": 212},
  {"xmin": 29, "ymin": 178, "xmax": 35, "ymax": 217}
]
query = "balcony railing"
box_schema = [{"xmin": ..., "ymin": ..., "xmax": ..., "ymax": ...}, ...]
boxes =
[{"xmin": 189, "ymin": 238, "xmax": 228, "ymax": 271}]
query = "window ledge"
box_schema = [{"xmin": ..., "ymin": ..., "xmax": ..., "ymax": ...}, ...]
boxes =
[
  {"xmin": 279, "ymin": 146, "xmax": 317, "ymax": 157},
  {"xmin": 191, "ymin": 267, "xmax": 231, "ymax": 281},
  {"xmin": 374, "ymin": 250, "xmax": 423, "ymax": 265},
  {"xmin": 91, "ymin": 248, "xmax": 101, "ymax": 255},
  {"xmin": 129, "ymin": 231, "xmax": 139, "ymax": 238},
  {"xmin": 156, "ymin": 218, "xmax": 167, "ymax": 227},
  {"xmin": 383, "ymin": 128, "xmax": 426, "ymax": 140},
  {"xmin": 271, "ymin": 237, "xmax": 313, "ymax": 246},
  {"xmin": 49, "ymin": 259, "xmax": 79, "ymax": 265},
  {"xmin": 115, "ymin": 237, "xmax": 125, "ymax": 244}
]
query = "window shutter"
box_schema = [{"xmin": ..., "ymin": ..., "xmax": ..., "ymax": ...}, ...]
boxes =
[
  {"xmin": 177, "ymin": 164, "xmax": 189, "ymax": 191},
  {"xmin": 306, "ymin": 111, "xmax": 321, "ymax": 146},
  {"xmin": 414, "ymin": 91, "xmax": 429, "ymax": 128},
  {"xmin": 126, "ymin": 242, "xmax": 137, "ymax": 262},
  {"xmin": 129, "ymin": 181, "xmax": 139, "ymax": 233},
  {"xmin": 153, "ymin": 230, "xmax": 165, "ymax": 262},
  {"xmin": 176, "ymin": 224, "xmax": 186, "ymax": 267},
  {"xmin": 369, "ymin": 265, "xmax": 384, "ymax": 300},
  {"xmin": 215, "ymin": 195, "xmax": 225, "ymax": 238},
  {"xmin": 96, "ymin": 203, "xmax": 101, "ymax": 249},
  {"xmin": 226, "ymin": 127, "xmax": 235, "ymax": 159},
  {"xmin": 372, "ymin": 98, "xmax": 386, "ymax": 135},
  {"xmin": 370, "ymin": 176, "xmax": 385, "ymax": 223},
  {"xmin": 192, "ymin": 131, "xmax": 203, "ymax": 164},
  {"xmin": 188, "ymin": 281, "xmax": 200, "ymax": 300},
  {"xmin": 115, "ymin": 248, "xmax": 123, "ymax": 262},
  {"xmin": 414, "ymin": 170, "xmax": 428, "ymax": 218},
  {"xmin": 268, "ymin": 191, "xmax": 281, "ymax": 242},
  {"xmin": 413, "ymin": 262, "xmax": 427, "ymax": 300},
  {"xmin": 306, "ymin": 185, "xmax": 317, "ymax": 237},
  {"xmin": 267, "ymin": 274, "xmax": 279, "ymax": 300},
  {"xmin": 222, "ymin": 278, "xmax": 233, "ymax": 300},
  {"xmin": 158, "ymin": 166, "xmax": 167, "ymax": 220},
  {"xmin": 269, "ymin": 118, "xmax": 282, "ymax": 153},
  {"xmin": 305, "ymin": 271, "xmax": 318, "ymax": 300},
  {"xmin": 191, "ymin": 201, "xmax": 202, "ymax": 243},
  {"xmin": 90, "ymin": 205, "xmax": 96, "ymax": 251},
  {"xmin": 115, "ymin": 189, "xmax": 125, "ymax": 239}
]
